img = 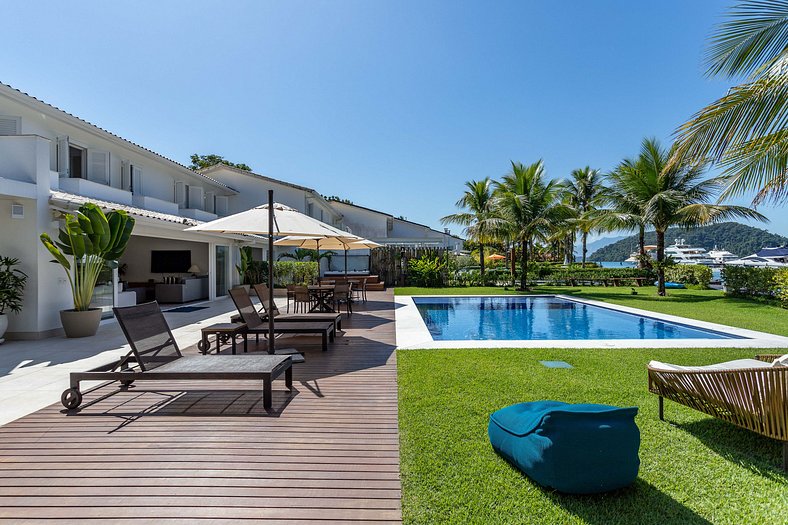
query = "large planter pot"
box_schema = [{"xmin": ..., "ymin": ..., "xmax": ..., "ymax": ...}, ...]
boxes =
[
  {"xmin": 0, "ymin": 313, "xmax": 7, "ymax": 344},
  {"xmin": 60, "ymin": 308, "xmax": 102, "ymax": 338}
]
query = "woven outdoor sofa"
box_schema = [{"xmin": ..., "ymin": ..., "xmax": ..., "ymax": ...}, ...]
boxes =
[{"xmin": 648, "ymin": 354, "xmax": 787, "ymax": 470}]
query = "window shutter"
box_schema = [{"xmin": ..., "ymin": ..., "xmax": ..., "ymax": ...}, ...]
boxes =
[
  {"xmin": 215, "ymin": 196, "xmax": 229, "ymax": 216},
  {"xmin": 57, "ymin": 136, "xmax": 70, "ymax": 177},
  {"xmin": 121, "ymin": 160, "xmax": 131, "ymax": 190},
  {"xmin": 174, "ymin": 181, "xmax": 186, "ymax": 207},
  {"xmin": 189, "ymin": 186, "xmax": 204, "ymax": 210},
  {"xmin": 0, "ymin": 116, "xmax": 20, "ymax": 135},
  {"xmin": 87, "ymin": 150, "xmax": 110, "ymax": 184},
  {"xmin": 130, "ymin": 165, "xmax": 142, "ymax": 194},
  {"xmin": 205, "ymin": 191, "xmax": 215, "ymax": 213}
]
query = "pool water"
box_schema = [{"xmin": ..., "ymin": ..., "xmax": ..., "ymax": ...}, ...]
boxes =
[{"xmin": 413, "ymin": 296, "xmax": 737, "ymax": 341}]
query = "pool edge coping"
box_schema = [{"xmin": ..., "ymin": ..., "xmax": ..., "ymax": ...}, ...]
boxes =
[{"xmin": 394, "ymin": 294, "xmax": 788, "ymax": 350}]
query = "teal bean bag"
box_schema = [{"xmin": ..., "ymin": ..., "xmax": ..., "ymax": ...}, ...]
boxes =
[{"xmin": 488, "ymin": 400, "xmax": 640, "ymax": 494}]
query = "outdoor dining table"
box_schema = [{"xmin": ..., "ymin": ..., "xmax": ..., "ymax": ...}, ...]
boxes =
[{"xmin": 307, "ymin": 285, "xmax": 336, "ymax": 313}]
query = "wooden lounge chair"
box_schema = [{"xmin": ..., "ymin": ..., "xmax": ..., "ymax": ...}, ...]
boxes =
[
  {"xmin": 60, "ymin": 302, "xmax": 294, "ymax": 410},
  {"xmin": 229, "ymin": 288, "xmax": 335, "ymax": 352},
  {"xmin": 228, "ymin": 284, "xmax": 343, "ymax": 331},
  {"xmin": 648, "ymin": 354, "xmax": 788, "ymax": 470}
]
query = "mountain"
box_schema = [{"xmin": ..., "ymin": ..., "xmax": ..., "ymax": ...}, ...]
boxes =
[
  {"xmin": 588, "ymin": 222, "xmax": 788, "ymax": 262},
  {"xmin": 583, "ymin": 235, "xmax": 628, "ymax": 257}
]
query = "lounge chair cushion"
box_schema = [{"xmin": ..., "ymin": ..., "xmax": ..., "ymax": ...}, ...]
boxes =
[
  {"xmin": 649, "ymin": 359, "xmax": 771, "ymax": 372},
  {"xmin": 488, "ymin": 400, "xmax": 640, "ymax": 494},
  {"xmin": 771, "ymin": 354, "xmax": 788, "ymax": 368}
]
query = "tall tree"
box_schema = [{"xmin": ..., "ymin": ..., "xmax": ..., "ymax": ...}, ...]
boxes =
[
  {"xmin": 601, "ymin": 158, "xmax": 651, "ymax": 267},
  {"xmin": 627, "ymin": 138, "xmax": 767, "ymax": 295},
  {"xmin": 673, "ymin": 0, "xmax": 788, "ymax": 204},
  {"xmin": 189, "ymin": 154, "xmax": 252, "ymax": 172},
  {"xmin": 441, "ymin": 178, "xmax": 500, "ymax": 281},
  {"xmin": 494, "ymin": 161, "xmax": 572, "ymax": 290},
  {"xmin": 561, "ymin": 167, "xmax": 605, "ymax": 265}
]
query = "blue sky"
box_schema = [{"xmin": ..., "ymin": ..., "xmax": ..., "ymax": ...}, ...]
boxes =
[{"xmin": 3, "ymin": 0, "xmax": 785, "ymax": 238}]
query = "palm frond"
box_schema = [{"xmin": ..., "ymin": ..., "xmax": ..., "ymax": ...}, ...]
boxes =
[{"xmin": 705, "ymin": 0, "xmax": 788, "ymax": 78}]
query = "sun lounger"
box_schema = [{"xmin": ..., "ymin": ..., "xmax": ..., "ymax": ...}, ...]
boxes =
[
  {"xmin": 60, "ymin": 302, "xmax": 294, "ymax": 410},
  {"xmin": 648, "ymin": 353, "xmax": 788, "ymax": 470},
  {"xmin": 229, "ymin": 288, "xmax": 335, "ymax": 352},
  {"xmin": 229, "ymin": 284, "xmax": 343, "ymax": 331}
]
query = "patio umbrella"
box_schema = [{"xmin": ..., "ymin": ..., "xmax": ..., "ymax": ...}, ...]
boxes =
[
  {"xmin": 186, "ymin": 190, "xmax": 356, "ymax": 355},
  {"xmin": 274, "ymin": 235, "xmax": 382, "ymax": 275},
  {"xmin": 487, "ymin": 254, "xmax": 506, "ymax": 261}
]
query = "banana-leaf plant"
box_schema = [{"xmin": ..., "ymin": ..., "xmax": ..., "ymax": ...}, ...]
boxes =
[{"xmin": 40, "ymin": 203, "xmax": 135, "ymax": 311}]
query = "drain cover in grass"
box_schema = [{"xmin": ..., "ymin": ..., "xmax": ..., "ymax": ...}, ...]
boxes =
[{"xmin": 539, "ymin": 360, "xmax": 573, "ymax": 369}]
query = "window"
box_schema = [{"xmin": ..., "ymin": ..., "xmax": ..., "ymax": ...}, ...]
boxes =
[
  {"xmin": 307, "ymin": 202, "xmax": 314, "ymax": 217},
  {"xmin": 69, "ymin": 146, "xmax": 85, "ymax": 179}
]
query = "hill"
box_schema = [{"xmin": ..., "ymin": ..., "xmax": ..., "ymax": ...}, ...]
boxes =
[{"xmin": 588, "ymin": 222, "xmax": 788, "ymax": 262}]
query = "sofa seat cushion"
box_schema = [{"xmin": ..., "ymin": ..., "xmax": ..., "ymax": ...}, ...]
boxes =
[{"xmin": 488, "ymin": 400, "xmax": 640, "ymax": 494}]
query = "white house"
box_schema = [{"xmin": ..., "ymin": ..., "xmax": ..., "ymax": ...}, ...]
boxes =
[
  {"xmin": 0, "ymin": 81, "xmax": 462, "ymax": 339},
  {"xmin": 0, "ymin": 82, "xmax": 256, "ymax": 339}
]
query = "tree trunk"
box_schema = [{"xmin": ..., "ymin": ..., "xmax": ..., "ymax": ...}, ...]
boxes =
[
  {"xmin": 581, "ymin": 231, "xmax": 588, "ymax": 267},
  {"xmin": 656, "ymin": 229, "xmax": 666, "ymax": 296},
  {"xmin": 520, "ymin": 239, "xmax": 528, "ymax": 290},
  {"xmin": 479, "ymin": 244, "xmax": 485, "ymax": 282},
  {"xmin": 510, "ymin": 245, "xmax": 516, "ymax": 286},
  {"xmin": 638, "ymin": 225, "xmax": 645, "ymax": 269}
]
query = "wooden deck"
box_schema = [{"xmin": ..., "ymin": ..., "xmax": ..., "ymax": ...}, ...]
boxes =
[{"xmin": 0, "ymin": 291, "xmax": 400, "ymax": 524}]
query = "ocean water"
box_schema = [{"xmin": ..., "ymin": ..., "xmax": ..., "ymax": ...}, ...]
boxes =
[
  {"xmin": 598, "ymin": 261, "xmax": 637, "ymax": 268},
  {"xmin": 413, "ymin": 296, "xmax": 736, "ymax": 341}
]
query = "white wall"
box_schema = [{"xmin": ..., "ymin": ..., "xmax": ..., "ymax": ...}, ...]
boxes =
[
  {"xmin": 207, "ymin": 167, "xmax": 308, "ymax": 214},
  {"xmin": 330, "ymin": 202, "xmax": 388, "ymax": 239},
  {"xmin": 0, "ymin": 91, "xmax": 234, "ymax": 215}
]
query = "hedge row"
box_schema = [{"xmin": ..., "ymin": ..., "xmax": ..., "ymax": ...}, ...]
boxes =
[{"xmin": 722, "ymin": 266, "xmax": 788, "ymax": 307}]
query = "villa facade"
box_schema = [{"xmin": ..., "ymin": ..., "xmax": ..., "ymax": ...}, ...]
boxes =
[{"xmin": 0, "ymin": 82, "xmax": 461, "ymax": 339}]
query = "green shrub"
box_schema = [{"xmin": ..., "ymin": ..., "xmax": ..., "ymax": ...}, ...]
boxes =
[
  {"xmin": 664, "ymin": 264, "xmax": 712, "ymax": 287},
  {"xmin": 273, "ymin": 261, "xmax": 318, "ymax": 286},
  {"xmin": 773, "ymin": 268, "xmax": 788, "ymax": 308},
  {"xmin": 408, "ymin": 255, "xmax": 446, "ymax": 287},
  {"xmin": 722, "ymin": 266, "xmax": 777, "ymax": 298}
]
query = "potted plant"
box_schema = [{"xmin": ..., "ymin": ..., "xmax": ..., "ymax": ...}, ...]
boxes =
[
  {"xmin": 40, "ymin": 203, "xmax": 135, "ymax": 338},
  {"xmin": 0, "ymin": 256, "xmax": 27, "ymax": 344},
  {"xmin": 234, "ymin": 246, "xmax": 254, "ymax": 294}
]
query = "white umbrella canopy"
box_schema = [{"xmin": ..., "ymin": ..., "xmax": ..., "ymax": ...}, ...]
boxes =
[
  {"xmin": 186, "ymin": 202, "xmax": 353, "ymax": 237},
  {"xmin": 274, "ymin": 236, "xmax": 383, "ymax": 275},
  {"xmin": 274, "ymin": 235, "xmax": 378, "ymax": 250},
  {"xmin": 185, "ymin": 192, "xmax": 358, "ymax": 355}
]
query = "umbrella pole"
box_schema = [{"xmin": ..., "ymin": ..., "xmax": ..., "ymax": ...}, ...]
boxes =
[
  {"xmin": 267, "ymin": 189, "xmax": 275, "ymax": 355},
  {"xmin": 344, "ymin": 249, "xmax": 348, "ymax": 276}
]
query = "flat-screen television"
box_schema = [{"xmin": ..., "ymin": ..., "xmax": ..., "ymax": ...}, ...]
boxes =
[{"xmin": 151, "ymin": 250, "xmax": 191, "ymax": 273}]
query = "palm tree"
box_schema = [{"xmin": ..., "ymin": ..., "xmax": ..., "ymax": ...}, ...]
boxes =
[
  {"xmin": 601, "ymin": 158, "xmax": 651, "ymax": 267},
  {"xmin": 494, "ymin": 161, "xmax": 572, "ymax": 290},
  {"xmin": 441, "ymin": 178, "xmax": 500, "ymax": 281},
  {"xmin": 561, "ymin": 167, "xmax": 605, "ymax": 266},
  {"xmin": 629, "ymin": 138, "xmax": 767, "ymax": 295},
  {"xmin": 673, "ymin": 0, "xmax": 788, "ymax": 204}
]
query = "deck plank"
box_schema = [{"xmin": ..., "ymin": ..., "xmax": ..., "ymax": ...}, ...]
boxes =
[{"xmin": 0, "ymin": 291, "xmax": 400, "ymax": 523}]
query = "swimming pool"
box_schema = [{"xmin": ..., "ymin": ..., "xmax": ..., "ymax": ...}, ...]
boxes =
[{"xmin": 412, "ymin": 296, "xmax": 739, "ymax": 341}]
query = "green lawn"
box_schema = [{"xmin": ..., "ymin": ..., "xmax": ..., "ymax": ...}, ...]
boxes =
[
  {"xmin": 398, "ymin": 347, "xmax": 788, "ymax": 525},
  {"xmin": 395, "ymin": 286, "xmax": 788, "ymax": 336}
]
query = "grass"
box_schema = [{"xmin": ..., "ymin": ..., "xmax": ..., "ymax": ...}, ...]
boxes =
[
  {"xmin": 398, "ymin": 347, "xmax": 788, "ymax": 524},
  {"xmin": 394, "ymin": 285, "xmax": 788, "ymax": 336}
]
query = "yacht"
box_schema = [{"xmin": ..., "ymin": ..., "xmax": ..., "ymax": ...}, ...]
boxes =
[
  {"xmin": 728, "ymin": 246, "xmax": 788, "ymax": 268},
  {"xmin": 624, "ymin": 245, "xmax": 657, "ymax": 263},
  {"xmin": 664, "ymin": 239, "xmax": 715, "ymax": 266},
  {"xmin": 707, "ymin": 245, "xmax": 739, "ymax": 266}
]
